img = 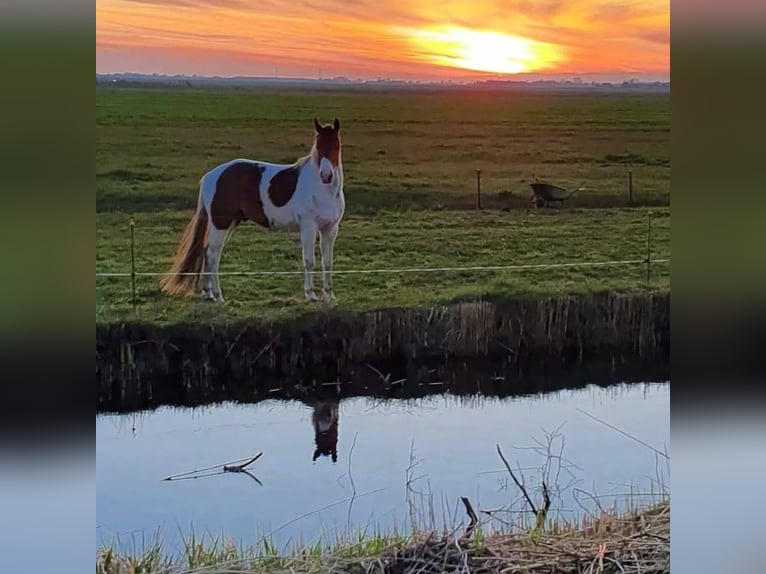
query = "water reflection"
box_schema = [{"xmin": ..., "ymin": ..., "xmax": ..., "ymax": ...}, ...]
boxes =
[
  {"xmin": 310, "ymin": 400, "xmax": 339, "ymax": 463},
  {"xmin": 97, "ymin": 382, "xmax": 669, "ymax": 553},
  {"xmin": 98, "ymin": 355, "xmax": 670, "ymax": 414}
]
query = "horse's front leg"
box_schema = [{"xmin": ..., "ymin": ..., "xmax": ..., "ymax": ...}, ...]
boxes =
[
  {"xmin": 319, "ymin": 224, "xmax": 339, "ymax": 302},
  {"xmin": 300, "ymin": 220, "xmax": 319, "ymax": 302}
]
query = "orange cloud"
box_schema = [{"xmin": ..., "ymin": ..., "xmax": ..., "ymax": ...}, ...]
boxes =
[{"xmin": 96, "ymin": 0, "xmax": 669, "ymax": 79}]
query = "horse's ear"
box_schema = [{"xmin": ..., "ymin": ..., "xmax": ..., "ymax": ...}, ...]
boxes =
[
  {"xmin": 314, "ymin": 117, "xmax": 322, "ymax": 132},
  {"xmin": 333, "ymin": 118, "xmax": 340, "ymax": 132}
]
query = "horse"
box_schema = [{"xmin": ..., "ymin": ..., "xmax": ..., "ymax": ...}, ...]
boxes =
[
  {"xmin": 159, "ymin": 117, "xmax": 345, "ymax": 303},
  {"xmin": 311, "ymin": 400, "xmax": 339, "ymax": 463}
]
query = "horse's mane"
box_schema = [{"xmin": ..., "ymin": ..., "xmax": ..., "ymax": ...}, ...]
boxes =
[
  {"xmin": 294, "ymin": 154, "xmax": 312, "ymax": 168},
  {"xmin": 294, "ymin": 137, "xmax": 322, "ymax": 169}
]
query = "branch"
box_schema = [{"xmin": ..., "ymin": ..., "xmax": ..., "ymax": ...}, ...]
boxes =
[
  {"xmin": 533, "ymin": 480, "xmax": 552, "ymax": 532},
  {"xmin": 223, "ymin": 452, "xmax": 263, "ymax": 472},
  {"xmin": 576, "ymin": 408, "xmax": 669, "ymax": 460},
  {"xmin": 162, "ymin": 452, "xmax": 262, "ymax": 481},
  {"xmin": 460, "ymin": 496, "xmax": 479, "ymax": 537},
  {"xmin": 496, "ymin": 444, "xmax": 537, "ymax": 515}
]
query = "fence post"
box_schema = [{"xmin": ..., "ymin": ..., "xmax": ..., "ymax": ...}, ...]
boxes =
[
  {"xmin": 629, "ymin": 169, "xmax": 634, "ymax": 204},
  {"xmin": 130, "ymin": 218, "xmax": 137, "ymax": 310},
  {"xmin": 646, "ymin": 212, "xmax": 652, "ymax": 286},
  {"xmin": 476, "ymin": 169, "xmax": 482, "ymax": 209}
]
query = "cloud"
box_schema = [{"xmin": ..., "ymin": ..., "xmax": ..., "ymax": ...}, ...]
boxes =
[
  {"xmin": 119, "ymin": 0, "xmax": 247, "ymax": 8},
  {"xmin": 97, "ymin": 0, "xmax": 669, "ymax": 78},
  {"xmin": 491, "ymin": 0, "xmax": 565, "ymax": 21},
  {"xmin": 641, "ymin": 29, "xmax": 670, "ymax": 45}
]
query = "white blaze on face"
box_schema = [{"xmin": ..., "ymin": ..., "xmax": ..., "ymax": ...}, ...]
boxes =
[{"xmin": 319, "ymin": 157, "xmax": 334, "ymax": 184}]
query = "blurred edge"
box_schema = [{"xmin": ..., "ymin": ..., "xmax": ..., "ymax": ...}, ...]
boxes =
[
  {"xmin": 0, "ymin": 2, "xmax": 764, "ymax": 572},
  {"xmin": 0, "ymin": 7, "xmax": 95, "ymax": 574},
  {"xmin": 0, "ymin": 5, "xmax": 94, "ymax": 448},
  {"xmin": 671, "ymin": 7, "xmax": 766, "ymax": 408},
  {"xmin": 672, "ymin": 4, "xmax": 766, "ymax": 574}
]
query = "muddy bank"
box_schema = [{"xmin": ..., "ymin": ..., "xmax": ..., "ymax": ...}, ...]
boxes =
[{"xmin": 97, "ymin": 290, "xmax": 668, "ymax": 413}]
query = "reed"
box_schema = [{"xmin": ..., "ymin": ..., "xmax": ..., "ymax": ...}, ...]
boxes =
[
  {"xmin": 97, "ymin": 290, "xmax": 669, "ymax": 413},
  {"xmin": 97, "ymin": 498, "xmax": 668, "ymax": 573}
]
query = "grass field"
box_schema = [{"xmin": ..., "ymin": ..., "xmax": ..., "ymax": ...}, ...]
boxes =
[{"xmin": 96, "ymin": 86, "xmax": 670, "ymax": 325}]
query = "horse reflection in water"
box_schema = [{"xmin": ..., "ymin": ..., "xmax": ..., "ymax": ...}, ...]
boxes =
[{"xmin": 310, "ymin": 400, "xmax": 339, "ymax": 463}]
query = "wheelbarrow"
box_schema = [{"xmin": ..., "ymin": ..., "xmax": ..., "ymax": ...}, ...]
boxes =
[{"xmin": 529, "ymin": 181, "xmax": 583, "ymax": 208}]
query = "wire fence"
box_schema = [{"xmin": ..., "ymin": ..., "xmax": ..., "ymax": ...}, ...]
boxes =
[
  {"xmin": 96, "ymin": 258, "xmax": 670, "ymax": 278},
  {"xmin": 96, "ymin": 211, "xmax": 670, "ymax": 309}
]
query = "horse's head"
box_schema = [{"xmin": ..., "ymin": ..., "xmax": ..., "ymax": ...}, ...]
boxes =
[
  {"xmin": 312, "ymin": 442, "xmax": 338, "ymax": 463},
  {"xmin": 313, "ymin": 117, "xmax": 341, "ymax": 185}
]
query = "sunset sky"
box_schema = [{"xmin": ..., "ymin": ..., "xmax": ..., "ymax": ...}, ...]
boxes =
[{"xmin": 96, "ymin": 0, "xmax": 669, "ymax": 81}]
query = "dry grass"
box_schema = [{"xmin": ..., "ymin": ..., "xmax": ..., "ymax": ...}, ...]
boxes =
[
  {"xmin": 96, "ymin": 499, "xmax": 668, "ymax": 574},
  {"xmin": 471, "ymin": 499, "xmax": 669, "ymax": 574}
]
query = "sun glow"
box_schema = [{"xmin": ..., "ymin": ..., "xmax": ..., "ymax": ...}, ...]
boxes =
[{"xmin": 401, "ymin": 26, "xmax": 565, "ymax": 75}]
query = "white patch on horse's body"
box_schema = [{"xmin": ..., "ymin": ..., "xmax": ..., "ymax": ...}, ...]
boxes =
[
  {"xmin": 314, "ymin": 412, "xmax": 335, "ymax": 433},
  {"xmin": 160, "ymin": 118, "xmax": 345, "ymax": 303},
  {"xmin": 198, "ymin": 157, "xmax": 344, "ymax": 231}
]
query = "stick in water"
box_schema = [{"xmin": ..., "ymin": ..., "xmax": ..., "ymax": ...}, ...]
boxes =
[
  {"xmin": 162, "ymin": 452, "xmax": 263, "ymax": 481},
  {"xmin": 223, "ymin": 453, "xmax": 263, "ymax": 473}
]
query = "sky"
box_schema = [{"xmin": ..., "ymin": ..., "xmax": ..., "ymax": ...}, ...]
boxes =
[{"xmin": 96, "ymin": 0, "xmax": 669, "ymax": 82}]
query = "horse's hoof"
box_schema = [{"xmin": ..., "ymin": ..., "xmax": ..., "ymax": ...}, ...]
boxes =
[
  {"xmin": 305, "ymin": 291, "xmax": 319, "ymax": 303},
  {"xmin": 322, "ymin": 291, "xmax": 337, "ymax": 303}
]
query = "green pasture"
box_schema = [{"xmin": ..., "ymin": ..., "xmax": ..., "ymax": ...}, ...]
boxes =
[{"xmin": 96, "ymin": 86, "xmax": 670, "ymax": 325}]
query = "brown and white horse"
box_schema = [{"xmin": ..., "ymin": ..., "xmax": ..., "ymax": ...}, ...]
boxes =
[
  {"xmin": 311, "ymin": 400, "xmax": 339, "ymax": 463},
  {"xmin": 160, "ymin": 118, "xmax": 345, "ymax": 303}
]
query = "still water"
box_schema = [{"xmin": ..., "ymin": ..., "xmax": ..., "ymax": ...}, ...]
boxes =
[{"xmin": 97, "ymin": 382, "xmax": 669, "ymax": 552}]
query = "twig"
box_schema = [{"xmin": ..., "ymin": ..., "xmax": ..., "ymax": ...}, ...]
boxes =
[
  {"xmin": 576, "ymin": 408, "xmax": 669, "ymax": 460},
  {"xmin": 460, "ymin": 497, "xmax": 479, "ymax": 538},
  {"xmin": 365, "ymin": 362, "xmax": 390, "ymax": 384},
  {"xmin": 223, "ymin": 453, "xmax": 262, "ymax": 472},
  {"xmin": 346, "ymin": 432, "xmax": 358, "ymax": 528},
  {"xmin": 496, "ymin": 444, "xmax": 538, "ymax": 514},
  {"xmin": 533, "ymin": 480, "xmax": 552, "ymax": 532},
  {"xmin": 236, "ymin": 470, "xmax": 263, "ymax": 486},
  {"xmin": 162, "ymin": 452, "xmax": 262, "ymax": 481}
]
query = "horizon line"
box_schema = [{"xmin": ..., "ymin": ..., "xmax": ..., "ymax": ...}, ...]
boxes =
[{"xmin": 97, "ymin": 72, "xmax": 670, "ymax": 86}]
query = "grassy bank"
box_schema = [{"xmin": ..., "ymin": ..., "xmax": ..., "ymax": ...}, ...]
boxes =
[
  {"xmin": 98, "ymin": 342, "xmax": 669, "ymax": 414},
  {"xmin": 97, "ymin": 291, "xmax": 669, "ymax": 412},
  {"xmin": 97, "ymin": 207, "xmax": 669, "ymax": 325},
  {"xmin": 97, "ymin": 498, "xmax": 669, "ymax": 573},
  {"xmin": 97, "ymin": 86, "xmax": 669, "ymax": 326}
]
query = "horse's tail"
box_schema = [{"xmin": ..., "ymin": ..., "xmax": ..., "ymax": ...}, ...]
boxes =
[{"xmin": 160, "ymin": 191, "xmax": 208, "ymax": 297}]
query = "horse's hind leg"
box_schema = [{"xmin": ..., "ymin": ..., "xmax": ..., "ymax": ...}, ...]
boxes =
[
  {"xmin": 201, "ymin": 253, "xmax": 215, "ymax": 301},
  {"xmin": 204, "ymin": 224, "xmax": 228, "ymax": 302},
  {"xmin": 213, "ymin": 225, "xmax": 237, "ymax": 302}
]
